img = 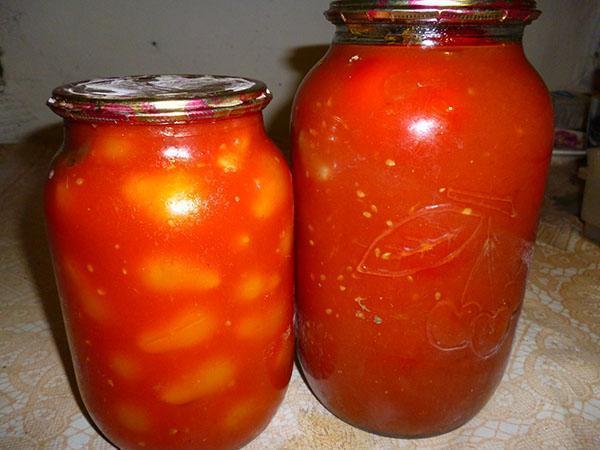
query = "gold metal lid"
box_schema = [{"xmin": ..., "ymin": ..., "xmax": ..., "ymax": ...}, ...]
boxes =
[
  {"xmin": 47, "ymin": 74, "xmax": 272, "ymax": 123},
  {"xmin": 326, "ymin": 1, "xmax": 540, "ymax": 25}
]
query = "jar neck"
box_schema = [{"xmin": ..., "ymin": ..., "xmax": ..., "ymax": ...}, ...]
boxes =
[
  {"xmin": 62, "ymin": 112, "xmax": 267, "ymax": 156},
  {"xmin": 333, "ymin": 23, "xmax": 525, "ymax": 46},
  {"xmin": 64, "ymin": 111, "xmax": 265, "ymax": 138}
]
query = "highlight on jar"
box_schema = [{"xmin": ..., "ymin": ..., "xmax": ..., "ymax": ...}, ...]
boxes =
[
  {"xmin": 44, "ymin": 74, "xmax": 294, "ymax": 450},
  {"xmin": 292, "ymin": 0, "xmax": 553, "ymax": 439}
]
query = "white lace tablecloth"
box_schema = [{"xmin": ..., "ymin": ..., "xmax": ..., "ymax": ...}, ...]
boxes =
[{"xmin": 1, "ymin": 134, "xmax": 599, "ymax": 449}]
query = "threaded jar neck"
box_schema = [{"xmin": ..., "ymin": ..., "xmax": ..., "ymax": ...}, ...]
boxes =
[{"xmin": 326, "ymin": 1, "xmax": 539, "ymax": 45}]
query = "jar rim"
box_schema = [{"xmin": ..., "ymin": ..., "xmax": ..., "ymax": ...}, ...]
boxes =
[
  {"xmin": 47, "ymin": 74, "xmax": 272, "ymax": 123},
  {"xmin": 326, "ymin": 1, "xmax": 540, "ymax": 25}
]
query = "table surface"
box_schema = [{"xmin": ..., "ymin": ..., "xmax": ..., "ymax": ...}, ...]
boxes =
[{"xmin": 1, "ymin": 133, "xmax": 599, "ymax": 449}]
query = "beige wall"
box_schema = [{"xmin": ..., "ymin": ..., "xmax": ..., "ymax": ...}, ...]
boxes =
[{"xmin": 1, "ymin": 0, "xmax": 598, "ymax": 145}]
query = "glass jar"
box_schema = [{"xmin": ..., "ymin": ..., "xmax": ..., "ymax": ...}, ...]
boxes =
[
  {"xmin": 292, "ymin": 1, "xmax": 553, "ymax": 438},
  {"xmin": 45, "ymin": 75, "xmax": 294, "ymax": 449}
]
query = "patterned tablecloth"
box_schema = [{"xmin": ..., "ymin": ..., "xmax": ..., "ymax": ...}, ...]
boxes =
[{"xmin": 1, "ymin": 133, "xmax": 599, "ymax": 449}]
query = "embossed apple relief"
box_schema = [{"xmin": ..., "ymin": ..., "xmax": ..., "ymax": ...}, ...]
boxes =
[{"xmin": 427, "ymin": 230, "xmax": 530, "ymax": 359}]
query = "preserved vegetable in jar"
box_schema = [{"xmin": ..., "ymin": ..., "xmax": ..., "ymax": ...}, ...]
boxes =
[
  {"xmin": 45, "ymin": 75, "xmax": 294, "ymax": 449},
  {"xmin": 292, "ymin": 1, "xmax": 553, "ymax": 437}
]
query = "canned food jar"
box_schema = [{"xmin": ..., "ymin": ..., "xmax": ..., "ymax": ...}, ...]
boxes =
[
  {"xmin": 292, "ymin": 1, "xmax": 553, "ymax": 437},
  {"xmin": 45, "ymin": 75, "xmax": 294, "ymax": 449}
]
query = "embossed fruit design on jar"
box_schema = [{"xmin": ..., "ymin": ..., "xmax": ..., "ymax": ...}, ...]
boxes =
[
  {"xmin": 292, "ymin": 1, "xmax": 553, "ymax": 437},
  {"xmin": 45, "ymin": 75, "xmax": 293, "ymax": 450}
]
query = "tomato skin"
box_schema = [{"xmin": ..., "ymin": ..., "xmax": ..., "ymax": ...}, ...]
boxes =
[
  {"xmin": 292, "ymin": 42, "xmax": 553, "ymax": 437},
  {"xmin": 44, "ymin": 113, "xmax": 293, "ymax": 450}
]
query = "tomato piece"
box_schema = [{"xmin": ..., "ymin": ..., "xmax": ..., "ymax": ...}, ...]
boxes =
[{"xmin": 158, "ymin": 356, "xmax": 236, "ymax": 405}]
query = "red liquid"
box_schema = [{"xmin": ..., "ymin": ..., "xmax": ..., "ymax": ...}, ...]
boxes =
[
  {"xmin": 292, "ymin": 43, "xmax": 553, "ymax": 436},
  {"xmin": 45, "ymin": 114, "xmax": 293, "ymax": 449}
]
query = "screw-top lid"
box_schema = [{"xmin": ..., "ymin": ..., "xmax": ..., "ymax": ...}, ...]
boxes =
[
  {"xmin": 326, "ymin": 1, "xmax": 540, "ymax": 25},
  {"xmin": 47, "ymin": 74, "xmax": 272, "ymax": 123}
]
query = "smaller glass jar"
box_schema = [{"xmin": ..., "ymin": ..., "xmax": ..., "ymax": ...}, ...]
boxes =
[{"xmin": 45, "ymin": 75, "xmax": 294, "ymax": 450}]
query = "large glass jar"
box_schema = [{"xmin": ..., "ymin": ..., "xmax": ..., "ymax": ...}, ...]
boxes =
[
  {"xmin": 292, "ymin": 1, "xmax": 553, "ymax": 438},
  {"xmin": 45, "ymin": 75, "xmax": 294, "ymax": 449}
]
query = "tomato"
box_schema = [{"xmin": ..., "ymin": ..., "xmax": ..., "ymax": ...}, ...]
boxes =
[
  {"xmin": 45, "ymin": 76, "xmax": 293, "ymax": 449},
  {"xmin": 292, "ymin": 25, "xmax": 553, "ymax": 437}
]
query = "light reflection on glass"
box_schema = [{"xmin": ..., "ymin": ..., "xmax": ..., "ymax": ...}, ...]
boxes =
[
  {"xmin": 409, "ymin": 118, "xmax": 439, "ymax": 138},
  {"xmin": 166, "ymin": 194, "xmax": 201, "ymax": 216},
  {"xmin": 163, "ymin": 146, "xmax": 191, "ymax": 160}
]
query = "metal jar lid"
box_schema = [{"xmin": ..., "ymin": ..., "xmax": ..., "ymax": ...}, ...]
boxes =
[
  {"xmin": 47, "ymin": 74, "xmax": 272, "ymax": 123},
  {"xmin": 326, "ymin": 0, "xmax": 541, "ymax": 25}
]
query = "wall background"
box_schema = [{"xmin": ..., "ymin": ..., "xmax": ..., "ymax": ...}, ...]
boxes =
[{"xmin": 1, "ymin": 0, "xmax": 599, "ymax": 146}]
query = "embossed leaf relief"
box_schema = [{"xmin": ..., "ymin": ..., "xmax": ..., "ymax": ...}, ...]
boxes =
[
  {"xmin": 446, "ymin": 187, "xmax": 517, "ymax": 217},
  {"xmin": 357, "ymin": 204, "xmax": 483, "ymax": 277},
  {"xmin": 427, "ymin": 230, "xmax": 532, "ymax": 359}
]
